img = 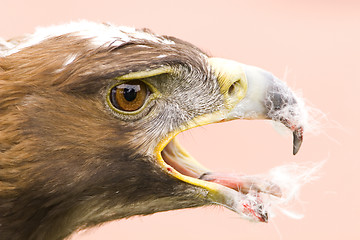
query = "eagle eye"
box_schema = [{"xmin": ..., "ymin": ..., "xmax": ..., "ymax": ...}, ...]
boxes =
[{"xmin": 109, "ymin": 80, "xmax": 150, "ymax": 112}]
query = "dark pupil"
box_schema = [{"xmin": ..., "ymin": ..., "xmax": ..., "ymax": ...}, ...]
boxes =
[{"xmin": 123, "ymin": 86, "xmax": 137, "ymax": 102}]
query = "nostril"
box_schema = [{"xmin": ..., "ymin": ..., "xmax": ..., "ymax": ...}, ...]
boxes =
[{"xmin": 228, "ymin": 80, "xmax": 241, "ymax": 96}]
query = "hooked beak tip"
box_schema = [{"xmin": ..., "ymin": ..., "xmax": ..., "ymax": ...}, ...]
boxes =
[{"xmin": 292, "ymin": 127, "xmax": 303, "ymax": 155}]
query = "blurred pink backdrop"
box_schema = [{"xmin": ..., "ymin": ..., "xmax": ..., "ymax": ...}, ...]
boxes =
[{"xmin": 1, "ymin": 0, "xmax": 359, "ymax": 239}]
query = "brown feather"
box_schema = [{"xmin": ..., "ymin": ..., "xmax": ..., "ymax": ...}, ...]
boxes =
[{"xmin": 0, "ymin": 26, "xmax": 221, "ymax": 240}]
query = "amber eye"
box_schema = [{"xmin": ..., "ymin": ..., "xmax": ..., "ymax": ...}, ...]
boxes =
[{"xmin": 110, "ymin": 80, "xmax": 149, "ymax": 112}]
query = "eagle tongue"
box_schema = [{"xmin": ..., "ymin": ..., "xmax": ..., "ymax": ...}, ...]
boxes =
[{"xmin": 199, "ymin": 172, "xmax": 282, "ymax": 198}]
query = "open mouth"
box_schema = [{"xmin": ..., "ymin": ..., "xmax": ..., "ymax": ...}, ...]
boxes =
[
  {"xmin": 158, "ymin": 134, "xmax": 283, "ymax": 223},
  {"xmin": 153, "ymin": 57, "xmax": 306, "ymax": 222}
]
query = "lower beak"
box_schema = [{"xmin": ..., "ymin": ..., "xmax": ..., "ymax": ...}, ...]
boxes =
[{"xmin": 209, "ymin": 58, "xmax": 305, "ymax": 155}]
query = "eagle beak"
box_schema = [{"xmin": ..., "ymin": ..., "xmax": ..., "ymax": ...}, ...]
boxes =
[
  {"xmin": 156, "ymin": 58, "xmax": 307, "ymax": 222},
  {"xmin": 209, "ymin": 58, "xmax": 305, "ymax": 155}
]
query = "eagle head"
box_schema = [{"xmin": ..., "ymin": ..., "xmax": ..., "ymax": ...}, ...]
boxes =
[{"xmin": 0, "ymin": 21, "xmax": 305, "ymax": 240}]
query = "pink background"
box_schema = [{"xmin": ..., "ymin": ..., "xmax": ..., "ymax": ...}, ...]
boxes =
[{"xmin": 2, "ymin": 0, "xmax": 359, "ymax": 239}]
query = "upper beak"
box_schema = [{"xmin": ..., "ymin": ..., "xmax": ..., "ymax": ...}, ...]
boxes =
[{"xmin": 209, "ymin": 58, "xmax": 305, "ymax": 155}]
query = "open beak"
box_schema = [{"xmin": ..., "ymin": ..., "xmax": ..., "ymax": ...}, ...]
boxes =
[{"xmin": 156, "ymin": 57, "xmax": 306, "ymax": 223}]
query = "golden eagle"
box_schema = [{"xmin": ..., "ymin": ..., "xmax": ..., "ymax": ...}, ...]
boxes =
[{"xmin": 0, "ymin": 21, "xmax": 304, "ymax": 240}]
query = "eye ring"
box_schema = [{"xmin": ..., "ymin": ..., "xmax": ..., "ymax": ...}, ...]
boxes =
[{"xmin": 107, "ymin": 80, "xmax": 158, "ymax": 116}]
